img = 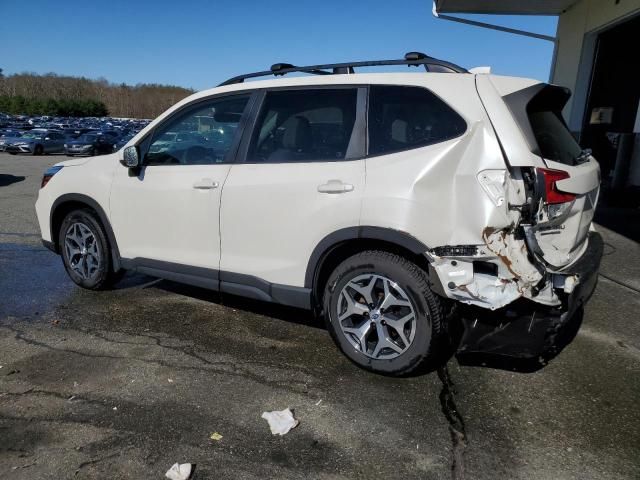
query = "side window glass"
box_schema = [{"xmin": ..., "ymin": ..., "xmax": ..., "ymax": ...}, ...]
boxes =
[
  {"xmin": 145, "ymin": 94, "xmax": 250, "ymax": 166},
  {"xmin": 247, "ymin": 89, "xmax": 358, "ymax": 163},
  {"xmin": 367, "ymin": 86, "xmax": 466, "ymax": 156}
]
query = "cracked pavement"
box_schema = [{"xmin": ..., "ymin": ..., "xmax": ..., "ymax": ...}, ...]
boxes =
[{"xmin": 1, "ymin": 153, "xmax": 639, "ymax": 479}]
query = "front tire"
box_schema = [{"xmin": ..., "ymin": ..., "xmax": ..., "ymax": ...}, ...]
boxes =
[
  {"xmin": 34, "ymin": 145, "xmax": 44, "ymax": 155},
  {"xmin": 323, "ymin": 250, "xmax": 447, "ymax": 376},
  {"xmin": 58, "ymin": 209, "xmax": 122, "ymax": 290}
]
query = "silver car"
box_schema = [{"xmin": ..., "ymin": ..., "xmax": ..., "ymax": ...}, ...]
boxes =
[{"xmin": 6, "ymin": 129, "xmax": 66, "ymax": 155}]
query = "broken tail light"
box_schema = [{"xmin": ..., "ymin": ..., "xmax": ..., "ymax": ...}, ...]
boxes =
[{"xmin": 539, "ymin": 168, "xmax": 575, "ymax": 205}]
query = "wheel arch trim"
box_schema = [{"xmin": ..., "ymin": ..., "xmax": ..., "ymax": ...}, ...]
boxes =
[
  {"xmin": 50, "ymin": 193, "xmax": 122, "ymax": 271},
  {"xmin": 304, "ymin": 226, "xmax": 429, "ymax": 289}
]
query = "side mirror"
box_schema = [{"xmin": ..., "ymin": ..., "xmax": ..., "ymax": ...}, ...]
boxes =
[
  {"xmin": 121, "ymin": 145, "xmax": 140, "ymax": 168},
  {"xmin": 45, "ymin": 137, "xmax": 51, "ymax": 141}
]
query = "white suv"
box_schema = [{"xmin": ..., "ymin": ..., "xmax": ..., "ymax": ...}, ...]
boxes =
[{"xmin": 35, "ymin": 53, "xmax": 603, "ymax": 375}]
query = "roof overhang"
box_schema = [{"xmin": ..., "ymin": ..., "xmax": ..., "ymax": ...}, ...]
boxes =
[{"xmin": 434, "ymin": 0, "xmax": 579, "ymax": 15}]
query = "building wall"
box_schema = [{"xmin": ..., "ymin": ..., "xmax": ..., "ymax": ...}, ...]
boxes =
[{"xmin": 552, "ymin": 0, "xmax": 640, "ymax": 130}]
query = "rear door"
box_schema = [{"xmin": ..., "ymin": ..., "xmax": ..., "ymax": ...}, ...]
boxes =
[
  {"xmin": 479, "ymin": 76, "xmax": 601, "ymax": 269},
  {"xmin": 46, "ymin": 132, "xmax": 65, "ymax": 153},
  {"xmin": 219, "ymin": 87, "xmax": 366, "ymax": 289}
]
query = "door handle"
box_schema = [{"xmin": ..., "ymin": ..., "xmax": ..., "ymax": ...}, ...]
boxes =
[
  {"xmin": 317, "ymin": 180, "xmax": 354, "ymax": 194},
  {"xmin": 193, "ymin": 178, "xmax": 219, "ymax": 190}
]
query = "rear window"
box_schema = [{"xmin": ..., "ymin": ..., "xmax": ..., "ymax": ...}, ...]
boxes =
[
  {"xmin": 506, "ymin": 84, "xmax": 582, "ymax": 166},
  {"xmin": 367, "ymin": 85, "xmax": 466, "ymax": 156},
  {"xmin": 528, "ymin": 105, "xmax": 581, "ymax": 166}
]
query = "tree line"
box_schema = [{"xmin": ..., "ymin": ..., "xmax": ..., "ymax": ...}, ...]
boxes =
[
  {"xmin": 0, "ymin": 69, "xmax": 194, "ymax": 118},
  {"xmin": 0, "ymin": 96, "xmax": 108, "ymax": 117}
]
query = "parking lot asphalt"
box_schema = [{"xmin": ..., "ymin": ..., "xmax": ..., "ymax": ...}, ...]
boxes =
[{"xmin": 1, "ymin": 153, "xmax": 639, "ymax": 480}]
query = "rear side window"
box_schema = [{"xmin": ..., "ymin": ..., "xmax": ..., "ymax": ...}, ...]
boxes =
[
  {"xmin": 247, "ymin": 89, "xmax": 358, "ymax": 163},
  {"xmin": 367, "ymin": 85, "xmax": 466, "ymax": 156}
]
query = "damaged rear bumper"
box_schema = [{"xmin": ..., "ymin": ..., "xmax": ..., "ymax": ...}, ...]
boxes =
[{"xmin": 453, "ymin": 231, "xmax": 603, "ymax": 372}]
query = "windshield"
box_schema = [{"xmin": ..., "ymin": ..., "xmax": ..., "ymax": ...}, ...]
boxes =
[
  {"xmin": 20, "ymin": 131, "xmax": 44, "ymax": 139},
  {"xmin": 158, "ymin": 132, "xmax": 177, "ymax": 142}
]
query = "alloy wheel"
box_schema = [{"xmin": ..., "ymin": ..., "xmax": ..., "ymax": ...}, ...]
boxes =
[
  {"xmin": 64, "ymin": 222, "xmax": 101, "ymax": 280},
  {"xmin": 337, "ymin": 273, "xmax": 417, "ymax": 360}
]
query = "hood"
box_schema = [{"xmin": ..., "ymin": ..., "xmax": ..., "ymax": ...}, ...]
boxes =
[
  {"xmin": 54, "ymin": 156, "xmax": 94, "ymax": 167},
  {"xmin": 11, "ymin": 138, "xmax": 36, "ymax": 145}
]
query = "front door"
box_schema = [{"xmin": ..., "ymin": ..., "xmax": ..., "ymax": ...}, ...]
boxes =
[{"xmin": 110, "ymin": 93, "xmax": 252, "ymax": 272}]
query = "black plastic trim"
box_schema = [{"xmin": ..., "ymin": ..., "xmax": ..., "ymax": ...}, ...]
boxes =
[
  {"xmin": 219, "ymin": 54, "xmax": 468, "ymax": 86},
  {"xmin": 455, "ymin": 232, "xmax": 602, "ymax": 373},
  {"xmin": 42, "ymin": 239, "xmax": 56, "ymax": 252},
  {"xmin": 220, "ymin": 271, "xmax": 311, "ymax": 309},
  {"xmin": 304, "ymin": 226, "xmax": 429, "ymax": 288},
  {"xmin": 120, "ymin": 258, "xmax": 311, "ymax": 310},
  {"xmin": 126, "ymin": 259, "xmax": 220, "ymax": 291},
  {"xmin": 50, "ymin": 193, "xmax": 122, "ymax": 271}
]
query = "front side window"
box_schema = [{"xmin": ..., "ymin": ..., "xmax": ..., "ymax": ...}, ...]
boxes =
[
  {"xmin": 367, "ymin": 85, "xmax": 467, "ymax": 156},
  {"xmin": 247, "ymin": 88, "xmax": 358, "ymax": 163},
  {"xmin": 145, "ymin": 94, "xmax": 250, "ymax": 166}
]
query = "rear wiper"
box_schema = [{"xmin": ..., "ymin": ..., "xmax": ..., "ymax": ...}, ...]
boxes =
[{"xmin": 575, "ymin": 148, "xmax": 592, "ymax": 164}]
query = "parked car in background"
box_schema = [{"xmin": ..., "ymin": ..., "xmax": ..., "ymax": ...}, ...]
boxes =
[
  {"xmin": 6, "ymin": 129, "xmax": 66, "ymax": 155},
  {"xmin": 0, "ymin": 115, "xmax": 151, "ymax": 157},
  {"xmin": 0, "ymin": 130, "xmax": 23, "ymax": 151},
  {"xmin": 62, "ymin": 127, "xmax": 96, "ymax": 140},
  {"xmin": 100, "ymin": 130, "xmax": 121, "ymax": 141},
  {"xmin": 64, "ymin": 133, "xmax": 116, "ymax": 156},
  {"xmin": 113, "ymin": 133, "xmax": 135, "ymax": 152}
]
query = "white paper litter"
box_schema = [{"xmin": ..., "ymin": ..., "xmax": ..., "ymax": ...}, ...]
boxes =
[
  {"xmin": 165, "ymin": 463, "xmax": 192, "ymax": 480},
  {"xmin": 261, "ymin": 408, "xmax": 299, "ymax": 435}
]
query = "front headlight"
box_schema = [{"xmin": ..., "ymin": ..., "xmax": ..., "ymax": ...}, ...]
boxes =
[
  {"xmin": 64, "ymin": 144, "xmax": 68, "ymax": 148},
  {"xmin": 41, "ymin": 165, "xmax": 63, "ymax": 189}
]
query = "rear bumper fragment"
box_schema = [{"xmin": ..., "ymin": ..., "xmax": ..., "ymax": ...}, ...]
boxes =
[{"xmin": 454, "ymin": 231, "xmax": 603, "ymax": 372}]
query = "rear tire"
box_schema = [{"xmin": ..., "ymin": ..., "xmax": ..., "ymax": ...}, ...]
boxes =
[
  {"xmin": 58, "ymin": 209, "xmax": 123, "ymax": 290},
  {"xmin": 323, "ymin": 250, "xmax": 448, "ymax": 376}
]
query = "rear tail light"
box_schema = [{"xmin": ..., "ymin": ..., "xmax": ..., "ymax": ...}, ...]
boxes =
[
  {"xmin": 539, "ymin": 168, "xmax": 575, "ymax": 204},
  {"xmin": 41, "ymin": 165, "xmax": 63, "ymax": 188}
]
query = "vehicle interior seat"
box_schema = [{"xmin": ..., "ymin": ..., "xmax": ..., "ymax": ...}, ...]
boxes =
[{"xmin": 267, "ymin": 115, "xmax": 312, "ymax": 162}]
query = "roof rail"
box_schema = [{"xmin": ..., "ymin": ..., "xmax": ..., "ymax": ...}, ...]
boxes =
[{"xmin": 218, "ymin": 51, "xmax": 467, "ymax": 86}]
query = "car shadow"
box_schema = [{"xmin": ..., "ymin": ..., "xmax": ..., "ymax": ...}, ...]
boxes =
[
  {"xmin": 147, "ymin": 277, "xmax": 322, "ymax": 330},
  {"xmin": 0, "ymin": 174, "xmax": 26, "ymax": 187}
]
